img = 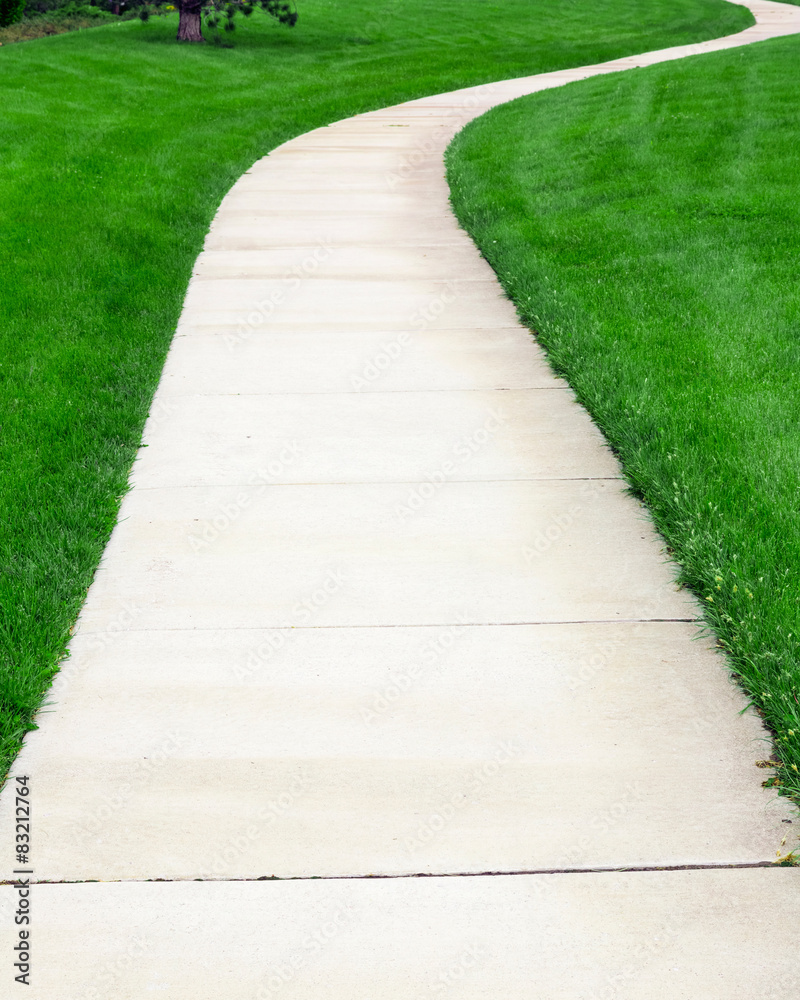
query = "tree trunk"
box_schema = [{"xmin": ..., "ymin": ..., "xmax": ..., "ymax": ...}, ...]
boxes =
[{"xmin": 177, "ymin": 3, "xmax": 204, "ymax": 42}]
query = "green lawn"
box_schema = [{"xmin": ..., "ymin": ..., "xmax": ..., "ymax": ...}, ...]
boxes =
[
  {"xmin": 0, "ymin": 0, "xmax": 755, "ymax": 777},
  {"xmin": 447, "ymin": 31, "xmax": 800, "ymax": 817}
]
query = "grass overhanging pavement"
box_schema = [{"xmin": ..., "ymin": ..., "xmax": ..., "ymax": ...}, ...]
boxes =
[
  {"xmin": 446, "ymin": 31, "xmax": 800, "ymax": 820},
  {"xmin": 0, "ymin": 0, "xmax": 756, "ymax": 778}
]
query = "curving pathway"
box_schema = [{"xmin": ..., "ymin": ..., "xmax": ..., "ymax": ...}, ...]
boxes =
[{"xmin": 2, "ymin": 1, "xmax": 800, "ymax": 995}]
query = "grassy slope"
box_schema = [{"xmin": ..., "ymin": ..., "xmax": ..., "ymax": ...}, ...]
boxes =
[
  {"xmin": 0, "ymin": 0, "xmax": 754, "ymax": 776},
  {"xmin": 447, "ymin": 32, "xmax": 800, "ymax": 813}
]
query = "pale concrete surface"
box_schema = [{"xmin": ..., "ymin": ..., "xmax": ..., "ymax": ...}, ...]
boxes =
[
  {"xmin": 192, "ymin": 244, "xmax": 500, "ymax": 279},
  {"xmin": 75, "ymin": 480, "xmax": 697, "ymax": 633},
  {"xmin": 2, "ymin": 0, "xmax": 800, "ymax": 992},
  {"xmin": 11, "ymin": 622, "xmax": 795, "ymax": 880},
  {"xmin": 158, "ymin": 326, "xmax": 560, "ymax": 393},
  {"xmin": 131, "ymin": 389, "xmax": 620, "ymax": 485},
  {"xmin": 1, "ymin": 871, "xmax": 798, "ymax": 998}
]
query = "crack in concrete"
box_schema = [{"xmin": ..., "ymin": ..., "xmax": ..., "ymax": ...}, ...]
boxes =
[{"xmin": 3, "ymin": 861, "xmax": 787, "ymax": 886}]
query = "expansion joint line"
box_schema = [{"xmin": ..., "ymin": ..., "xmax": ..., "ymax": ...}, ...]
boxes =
[{"xmin": 4, "ymin": 862, "xmax": 788, "ymax": 886}]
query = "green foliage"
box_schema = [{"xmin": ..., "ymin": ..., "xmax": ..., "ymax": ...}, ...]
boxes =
[
  {"xmin": 200, "ymin": 0, "xmax": 297, "ymax": 37},
  {"xmin": 23, "ymin": 0, "xmax": 134, "ymax": 15},
  {"xmin": 0, "ymin": 0, "xmax": 26, "ymax": 27},
  {"xmin": 55, "ymin": 1, "xmax": 114, "ymax": 15},
  {"xmin": 138, "ymin": 0, "xmax": 295, "ymax": 36}
]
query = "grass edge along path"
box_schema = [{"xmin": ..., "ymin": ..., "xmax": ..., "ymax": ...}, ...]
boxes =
[
  {"xmin": 0, "ymin": 0, "xmax": 756, "ymax": 781},
  {"xmin": 446, "ymin": 31, "xmax": 800, "ymax": 827}
]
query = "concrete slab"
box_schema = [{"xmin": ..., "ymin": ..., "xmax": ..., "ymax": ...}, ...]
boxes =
[
  {"xmin": 181, "ymin": 277, "xmax": 510, "ymax": 319},
  {"xmin": 74, "ymin": 480, "xmax": 694, "ymax": 634},
  {"xmin": 156, "ymin": 328, "xmax": 561, "ymax": 394},
  {"xmin": 2, "ymin": 622, "xmax": 793, "ymax": 880},
  {"xmin": 191, "ymin": 244, "xmax": 489, "ymax": 280},
  {"xmin": 178, "ymin": 278, "xmax": 520, "ymax": 330},
  {"xmin": 218, "ymin": 151, "xmax": 436, "ymax": 179},
  {"xmin": 274, "ymin": 133, "xmax": 452, "ymax": 152},
  {"xmin": 219, "ymin": 190, "xmax": 450, "ymax": 214},
  {"xmin": 204, "ymin": 213, "xmax": 468, "ymax": 250},
  {"xmin": 132, "ymin": 388, "xmax": 619, "ymax": 487},
  {"xmin": 231, "ymin": 165, "xmax": 449, "ymax": 193},
  {"xmin": 2, "ymin": 872, "xmax": 798, "ymax": 998}
]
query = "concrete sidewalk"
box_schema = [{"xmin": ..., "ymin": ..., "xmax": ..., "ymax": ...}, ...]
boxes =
[{"xmin": 2, "ymin": 1, "xmax": 799, "ymax": 995}]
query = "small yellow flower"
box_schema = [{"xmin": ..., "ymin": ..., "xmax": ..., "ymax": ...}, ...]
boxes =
[
  {"xmin": 733, "ymin": 585, "xmax": 738, "ymax": 592},
  {"xmin": 706, "ymin": 595, "xmax": 714, "ymax": 602},
  {"xmin": 792, "ymin": 764, "xmax": 799, "ymax": 773},
  {"xmin": 715, "ymin": 575, "xmax": 722, "ymax": 583}
]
